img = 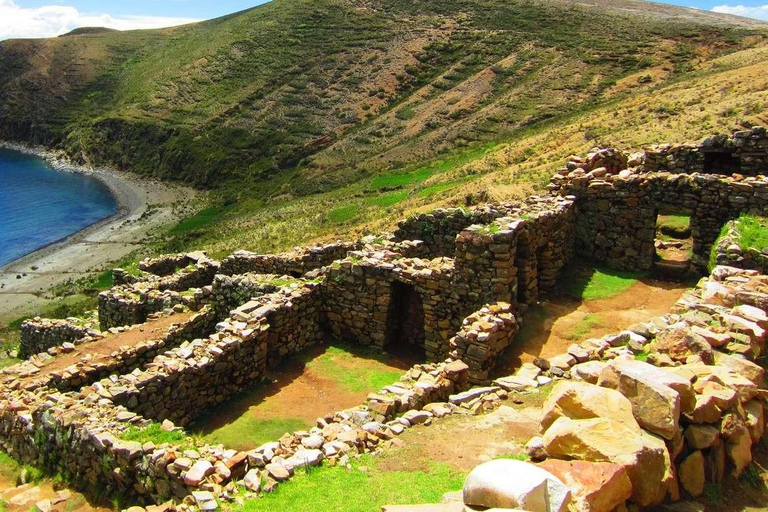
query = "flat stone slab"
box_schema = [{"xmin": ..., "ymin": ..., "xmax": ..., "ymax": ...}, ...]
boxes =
[{"xmin": 449, "ymin": 386, "xmax": 501, "ymax": 405}]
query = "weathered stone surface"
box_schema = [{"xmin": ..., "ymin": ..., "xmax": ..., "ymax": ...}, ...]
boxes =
[
  {"xmin": 679, "ymin": 451, "xmax": 705, "ymax": 497},
  {"xmin": 684, "ymin": 425, "xmax": 719, "ymax": 450},
  {"xmin": 744, "ymin": 400, "xmax": 765, "ymax": 442},
  {"xmin": 609, "ymin": 360, "xmax": 695, "ymax": 413},
  {"xmin": 539, "ymin": 459, "xmax": 632, "ymax": 512},
  {"xmin": 570, "ymin": 361, "xmax": 606, "ymax": 384},
  {"xmin": 542, "ymin": 416, "xmax": 671, "ymax": 507},
  {"xmin": 184, "ymin": 460, "xmax": 214, "ymax": 487},
  {"xmin": 243, "ymin": 469, "xmax": 261, "ymax": 492},
  {"xmin": 726, "ymin": 430, "xmax": 753, "ymax": 476},
  {"xmin": 463, "ymin": 459, "xmax": 571, "ymax": 512},
  {"xmin": 540, "ymin": 381, "xmax": 639, "ymax": 432},
  {"xmin": 616, "ymin": 366, "xmax": 681, "ymax": 440}
]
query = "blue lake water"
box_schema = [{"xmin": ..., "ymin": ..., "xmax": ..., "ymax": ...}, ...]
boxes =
[{"xmin": 0, "ymin": 148, "xmax": 118, "ymax": 268}]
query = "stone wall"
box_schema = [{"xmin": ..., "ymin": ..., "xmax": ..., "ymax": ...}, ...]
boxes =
[
  {"xmin": 104, "ymin": 283, "xmax": 324, "ymax": 426},
  {"xmin": 219, "ymin": 242, "xmax": 360, "ymax": 277},
  {"xmin": 552, "ymin": 171, "xmax": 768, "ymax": 272},
  {"xmin": 453, "ymin": 196, "xmax": 575, "ymax": 311},
  {"xmin": 320, "ymin": 251, "xmax": 458, "ymax": 359},
  {"xmin": 713, "ymin": 218, "xmax": 768, "ymax": 274},
  {"xmin": 645, "ymin": 126, "xmax": 768, "ymax": 176},
  {"xmin": 156, "ymin": 258, "xmax": 220, "ymax": 292},
  {"xmin": 98, "ymin": 284, "xmax": 191, "ymax": 330},
  {"xmin": 392, "ymin": 204, "xmax": 513, "ymax": 258},
  {"xmin": 138, "ymin": 252, "xmax": 210, "ymax": 277},
  {"xmin": 18, "ymin": 318, "xmax": 101, "ymax": 359},
  {"xmin": 6, "ymin": 309, "xmax": 218, "ymax": 394},
  {"xmin": 448, "ymin": 303, "xmax": 519, "ymax": 385},
  {"xmin": 206, "ymin": 273, "xmax": 282, "ymax": 319}
]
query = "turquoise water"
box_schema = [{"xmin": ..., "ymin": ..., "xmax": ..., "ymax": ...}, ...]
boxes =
[{"xmin": 0, "ymin": 148, "xmax": 118, "ymax": 268}]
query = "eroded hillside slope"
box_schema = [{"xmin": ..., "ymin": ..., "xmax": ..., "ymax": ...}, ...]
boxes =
[{"xmin": 0, "ymin": 0, "xmax": 766, "ymax": 189}]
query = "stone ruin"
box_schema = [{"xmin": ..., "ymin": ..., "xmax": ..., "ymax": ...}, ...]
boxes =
[{"xmin": 2, "ymin": 125, "xmax": 768, "ymax": 512}]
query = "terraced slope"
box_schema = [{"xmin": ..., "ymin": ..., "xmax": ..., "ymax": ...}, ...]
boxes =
[{"xmin": 0, "ymin": 0, "xmax": 765, "ymax": 190}]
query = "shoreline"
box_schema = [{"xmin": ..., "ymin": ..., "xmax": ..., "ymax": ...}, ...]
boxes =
[
  {"xmin": 0, "ymin": 141, "xmax": 199, "ymax": 323},
  {"xmin": 0, "ymin": 142, "xmax": 135, "ymax": 272}
]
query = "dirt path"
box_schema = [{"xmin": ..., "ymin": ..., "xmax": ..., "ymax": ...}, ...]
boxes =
[
  {"xmin": 378, "ymin": 405, "xmax": 543, "ymax": 473},
  {"xmin": 494, "ymin": 278, "xmax": 688, "ymax": 376},
  {"xmin": 13, "ymin": 311, "xmax": 194, "ymax": 386}
]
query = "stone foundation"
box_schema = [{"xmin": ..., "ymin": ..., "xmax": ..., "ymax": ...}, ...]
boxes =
[
  {"xmin": 219, "ymin": 242, "xmax": 360, "ymax": 277},
  {"xmin": 19, "ymin": 318, "xmax": 101, "ymax": 359}
]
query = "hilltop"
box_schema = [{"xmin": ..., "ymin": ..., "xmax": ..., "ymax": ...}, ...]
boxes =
[{"xmin": 0, "ymin": 0, "xmax": 765, "ymax": 191}]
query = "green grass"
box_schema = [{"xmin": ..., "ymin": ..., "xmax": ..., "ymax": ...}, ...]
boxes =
[
  {"xmin": 367, "ymin": 191, "xmax": 409, "ymax": 207},
  {"xmin": 169, "ymin": 207, "xmax": 224, "ymax": 235},
  {"xmin": 197, "ymin": 417, "xmax": 309, "ymax": 452},
  {"xmin": 416, "ymin": 179, "xmax": 464, "ymax": 198},
  {"xmin": 328, "ymin": 205, "xmax": 359, "ymax": 224},
  {"xmin": 90, "ymin": 270, "xmax": 114, "ymax": 290},
  {"xmin": 496, "ymin": 451, "xmax": 530, "ymax": 461},
  {"xmin": 736, "ymin": 214, "xmax": 768, "ymax": 252},
  {"xmin": 370, "ymin": 168, "xmax": 433, "ymax": 190},
  {"xmin": 564, "ymin": 313, "xmax": 602, "ymax": 341},
  {"xmin": 657, "ymin": 214, "xmax": 691, "ymax": 237},
  {"xmin": 710, "ymin": 214, "xmax": 768, "ymax": 271},
  {"xmin": 741, "ymin": 463, "xmax": 763, "ymax": 489},
  {"xmin": 305, "ymin": 345, "xmax": 403, "ymax": 393},
  {"xmin": 237, "ymin": 455, "xmax": 464, "ymax": 512},
  {"xmin": 0, "ymin": 451, "xmax": 21, "ymax": 484},
  {"xmin": 702, "ymin": 483, "xmax": 724, "ymax": 505},
  {"xmin": 561, "ymin": 267, "xmax": 644, "ymax": 301},
  {"xmin": 120, "ymin": 422, "xmax": 191, "ymax": 447}
]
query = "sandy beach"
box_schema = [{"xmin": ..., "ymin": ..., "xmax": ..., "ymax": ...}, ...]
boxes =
[{"xmin": 0, "ymin": 143, "xmax": 198, "ymax": 324}]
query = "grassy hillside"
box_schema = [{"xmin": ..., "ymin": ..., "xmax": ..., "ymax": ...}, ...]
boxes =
[
  {"xmin": 1, "ymin": 0, "xmax": 768, "ymax": 260},
  {"xmin": 0, "ymin": 0, "xmax": 765, "ymax": 189}
]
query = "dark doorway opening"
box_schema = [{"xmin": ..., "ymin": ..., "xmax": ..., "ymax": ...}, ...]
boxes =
[
  {"xmin": 703, "ymin": 151, "xmax": 741, "ymax": 175},
  {"xmin": 288, "ymin": 271, "xmax": 302, "ymax": 278},
  {"xmin": 385, "ymin": 281, "xmax": 426, "ymax": 358}
]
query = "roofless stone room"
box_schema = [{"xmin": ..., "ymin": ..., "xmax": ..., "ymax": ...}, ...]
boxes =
[{"xmin": 1, "ymin": 0, "xmax": 768, "ymax": 511}]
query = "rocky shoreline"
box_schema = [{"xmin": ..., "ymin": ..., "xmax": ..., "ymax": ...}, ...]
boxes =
[{"xmin": 0, "ymin": 141, "xmax": 197, "ymax": 324}]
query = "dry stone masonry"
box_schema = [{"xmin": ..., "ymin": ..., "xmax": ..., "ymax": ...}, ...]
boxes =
[
  {"xmin": 19, "ymin": 317, "xmax": 101, "ymax": 359},
  {"xmin": 713, "ymin": 217, "xmax": 768, "ymax": 273},
  {"xmin": 1, "ymin": 125, "xmax": 767, "ymax": 511}
]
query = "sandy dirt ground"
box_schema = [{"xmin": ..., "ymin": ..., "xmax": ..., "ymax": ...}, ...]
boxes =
[
  {"xmin": 191, "ymin": 343, "xmax": 418, "ymax": 450},
  {"xmin": 379, "ymin": 405, "xmax": 543, "ymax": 473},
  {"xmin": 11, "ymin": 311, "xmax": 195, "ymax": 388},
  {"xmin": 0, "ymin": 165, "xmax": 197, "ymax": 324},
  {"xmin": 493, "ymin": 278, "xmax": 690, "ymax": 376}
]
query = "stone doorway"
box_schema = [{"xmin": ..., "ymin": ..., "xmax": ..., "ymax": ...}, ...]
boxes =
[
  {"xmin": 653, "ymin": 210, "xmax": 694, "ymax": 279},
  {"xmin": 385, "ymin": 281, "xmax": 426, "ymax": 357},
  {"xmin": 703, "ymin": 150, "xmax": 741, "ymax": 175}
]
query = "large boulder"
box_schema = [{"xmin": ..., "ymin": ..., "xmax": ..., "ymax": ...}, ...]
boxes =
[
  {"xmin": 463, "ymin": 459, "xmax": 571, "ymax": 512},
  {"xmin": 540, "ymin": 381, "xmax": 639, "ymax": 432},
  {"xmin": 538, "ymin": 459, "xmax": 632, "ymax": 512},
  {"xmin": 600, "ymin": 360, "xmax": 694, "ymax": 440},
  {"xmin": 617, "ymin": 368, "xmax": 681, "ymax": 440},
  {"xmin": 713, "ymin": 352, "xmax": 765, "ymax": 387},
  {"xmin": 542, "ymin": 416, "xmax": 672, "ymax": 507},
  {"xmin": 653, "ymin": 327, "xmax": 713, "ymax": 364},
  {"xmin": 601, "ymin": 360, "xmax": 695, "ymax": 413}
]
